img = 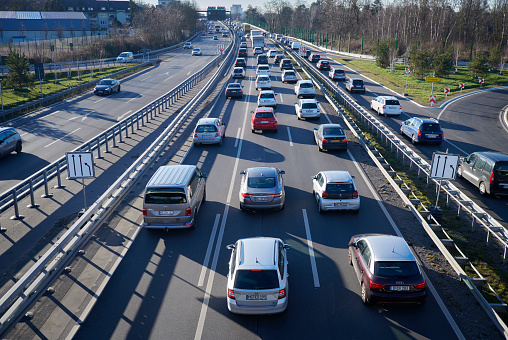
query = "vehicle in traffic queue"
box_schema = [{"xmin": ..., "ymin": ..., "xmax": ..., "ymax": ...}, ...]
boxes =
[
  {"xmin": 213, "ymin": 35, "xmax": 218, "ymax": 40},
  {"xmin": 294, "ymin": 80, "xmax": 316, "ymax": 98},
  {"xmin": 257, "ymin": 54, "xmax": 269, "ymax": 64},
  {"xmin": 256, "ymin": 65, "xmax": 271, "ymax": 77},
  {"xmin": 280, "ymin": 58, "xmax": 293, "ymax": 69},
  {"xmin": 348, "ymin": 234, "xmax": 427, "ymax": 305},
  {"xmin": 314, "ymin": 124, "xmax": 348, "ymax": 152},
  {"xmin": 239, "ymin": 167, "xmax": 285, "ymax": 211},
  {"xmin": 370, "ymin": 96, "xmax": 402, "ymax": 116},
  {"xmin": 345, "ymin": 77, "xmax": 366, "ymax": 93},
  {"xmin": 329, "ymin": 68, "xmax": 346, "ymax": 81},
  {"xmin": 274, "ymin": 54, "xmax": 284, "ymax": 65},
  {"xmin": 253, "ymin": 47, "xmax": 264, "ymax": 55},
  {"xmin": 267, "ymin": 50, "xmax": 278, "ymax": 58},
  {"xmin": 309, "ymin": 53, "xmax": 321, "ymax": 63},
  {"xmin": 457, "ymin": 152, "xmax": 508, "ymax": 196},
  {"xmin": 255, "ymin": 75, "xmax": 272, "ymax": 90},
  {"xmin": 281, "ymin": 69, "xmax": 297, "ymax": 83},
  {"xmin": 251, "ymin": 107, "xmax": 278, "ymax": 133},
  {"xmin": 400, "ymin": 117, "xmax": 443, "ymax": 145},
  {"xmin": 238, "ymin": 48, "xmax": 248, "ymax": 57},
  {"xmin": 312, "ymin": 170, "xmax": 359, "ymax": 213},
  {"xmin": 316, "ymin": 60, "xmax": 330, "ymax": 70},
  {"xmin": 225, "ymin": 83, "xmax": 244, "ymax": 99},
  {"xmin": 295, "ymin": 98, "xmax": 320, "ymax": 120},
  {"xmin": 191, "ymin": 48, "xmax": 202, "ymax": 56},
  {"xmin": 0, "ymin": 127, "xmax": 22, "ymax": 157},
  {"xmin": 183, "ymin": 42, "xmax": 192, "ymax": 49},
  {"xmin": 232, "ymin": 67, "xmax": 246, "ymax": 78},
  {"xmin": 193, "ymin": 118, "xmax": 226, "ymax": 146},
  {"xmin": 240, "ymin": 42, "xmax": 247, "ymax": 48},
  {"xmin": 222, "ymin": 32, "xmax": 228, "ymax": 37},
  {"xmin": 235, "ymin": 58, "xmax": 247, "ymax": 68},
  {"xmin": 226, "ymin": 237, "xmax": 289, "ymax": 314},
  {"xmin": 94, "ymin": 78, "xmax": 120, "ymax": 95},
  {"xmin": 258, "ymin": 90, "xmax": 277, "ymax": 108}
]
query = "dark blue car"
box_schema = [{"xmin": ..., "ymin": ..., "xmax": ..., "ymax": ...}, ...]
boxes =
[{"xmin": 400, "ymin": 117, "xmax": 443, "ymax": 145}]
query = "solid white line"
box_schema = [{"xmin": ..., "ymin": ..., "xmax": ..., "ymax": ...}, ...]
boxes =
[
  {"xmin": 117, "ymin": 110, "xmax": 132, "ymax": 121},
  {"xmin": 44, "ymin": 128, "xmax": 81, "ymax": 148},
  {"xmin": 45, "ymin": 110, "xmax": 61, "ymax": 118},
  {"xmin": 68, "ymin": 116, "xmax": 79, "ymax": 121},
  {"xmin": 197, "ymin": 214, "xmax": 221, "ymax": 287},
  {"xmin": 141, "ymin": 76, "xmax": 151, "ymax": 82},
  {"xmin": 287, "ymin": 126, "xmax": 293, "ymax": 146},
  {"xmin": 302, "ymin": 209, "xmax": 320, "ymax": 288},
  {"xmin": 127, "ymin": 95, "xmax": 141, "ymax": 104},
  {"xmin": 279, "ymin": 93, "xmax": 283, "ymax": 103},
  {"xmin": 234, "ymin": 127, "xmax": 241, "ymax": 147},
  {"xmin": 163, "ymin": 76, "xmax": 173, "ymax": 82},
  {"xmin": 94, "ymin": 97, "xmax": 106, "ymax": 104}
]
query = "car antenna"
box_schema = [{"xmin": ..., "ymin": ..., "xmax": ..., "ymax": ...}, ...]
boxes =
[{"xmin": 256, "ymin": 257, "xmax": 259, "ymax": 263}]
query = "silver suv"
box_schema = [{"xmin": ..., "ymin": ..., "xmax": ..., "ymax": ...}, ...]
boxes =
[
  {"xmin": 0, "ymin": 127, "xmax": 22, "ymax": 158},
  {"xmin": 226, "ymin": 237, "xmax": 290, "ymax": 314},
  {"xmin": 312, "ymin": 170, "xmax": 360, "ymax": 213}
]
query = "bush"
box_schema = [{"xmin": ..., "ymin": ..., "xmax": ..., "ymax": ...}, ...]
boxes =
[{"xmin": 376, "ymin": 39, "xmax": 391, "ymax": 68}]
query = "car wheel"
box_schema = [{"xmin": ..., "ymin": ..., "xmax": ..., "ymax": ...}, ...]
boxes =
[
  {"xmin": 361, "ymin": 282, "xmax": 371, "ymax": 305},
  {"xmin": 118, "ymin": 85, "xmax": 121, "ymax": 92},
  {"xmin": 317, "ymin": 197, "xmax": 324, "ymax": 214},
  {"xmin": 479, "ymin": 182, "xmax": 488, "ymax": 196},
  {"xmin": 411, "ymin": 134, "xmax": 417, "ymax": 144},
  {"xmin": 362, "ymin": 90, "xmax": 366, "ymax": 94},
  {"xmin": 193, "ymin": 142, "xmax": 199, "ymax": 147},
  {"xmin": 348, "ymin": 248, "xmax": 353, "ymax": 266},
  {"xmin": 218, "ymin": 137, "xmax": 223, "ymax": 146},
  {"xmin": 240, "ymin": 203, "xmax": 245, "ymax": 211},
  {"xmin": 15, "ymin": 142, "xmax": 22, "ymax": 154},
  {"xmin": 457, "ymin": 165, "xmax": 463, "ymax": 178},
  {"xmin": 399, "ymin": 126, "xmax": 404, "ymax": 135},
  {"xmin": 251, "ymin": 129, "xmax": 255, "ymax": 133},
  {"xmin": 202, "ymin": 189, "xmax": 206, "ymax": 202},
  {"xmin": 436, "ymin": 142, "xmax": 442, "ymax": 146}
]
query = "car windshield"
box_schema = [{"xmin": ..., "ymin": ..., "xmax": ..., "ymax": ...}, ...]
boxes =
[
  {"xmin": 324, "ymin": 127, "xmax": 344, "ymax": 135},
  {"xmin": 374, "ymin": 261, "xmax": 419, "ymax": 278},
  {"xmin": 302, "ymin": 103, "xmax": 317, "ymax": 109},
  {"xmin": 353, "ymin": 80, "xmax": 363, "ymax": 86},
  {"xmin": 260, "ymin": 93, "xmax": 274, "ymax": 98},
  {"xmin": 255, "ymin": 112, "xmax": 274, "ymax": 119},
  {"xmin": 196, "ymin": 125, "xmax": 218, "ymax": 133},
  {"xmin": 300, "ymin": 82, "xmax": 313, "ymax": 88},
  {"xmin": 326, "ymin": 183, "xmax": 353, "ymax": 194},
  {"xmin": 234, "ymin": 269, "xmax": 279, "ymax": 290},
  {"xmin": 421, "ymin": 123, "xmax": 441, "ymax": 132},
  {"xmin": 386, "ymin": 100, "xmax": 400, "ymax": 105},
  {"xmin": 145, "ymin": 188, "xmax": 186, "ymax": 204},
  {"xmin": 98, "ymin": 80, "xmax": 113, "ymax": 85}
]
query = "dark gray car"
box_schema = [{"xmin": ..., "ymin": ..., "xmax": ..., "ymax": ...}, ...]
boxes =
[
  {"xmin": 0, "ymin": 127, "xmax": 22, "ymax": 158},
  {"xmin": 94, "ymin": 78, "xmax": 120, "ymax": 95},
  {"xmin": 239, "ymin": 167, "xmax": 285, "ymax": 211},
  {"xmin": 457, "ymin": 152, "xmax": 508, "ymax": 196},
  {"xmin": 314, "ymin": 124, "xmax": 348, "ymax": 152}
]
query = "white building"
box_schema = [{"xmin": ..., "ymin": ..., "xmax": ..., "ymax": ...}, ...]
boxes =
[{"xmin": 230, "ymin": 5, "xmax": 242, "ymax": 20}]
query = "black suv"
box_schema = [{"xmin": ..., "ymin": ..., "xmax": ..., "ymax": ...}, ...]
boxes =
[
  {"xmin": 309, "ymin": 53, "xmax": 321, "ymax": 63},
  {"xmin": 280, "ymin": 58, "xmax": 292, "ymax": 69},
  {"xmin": 257, "ymin": 54, "xmax": 268, "ymax": 64},
  {"xmin": 317, "ymin": 60, "xmax": 330, "ymax": 70},
  {"xmin": 238, "ymin": 48, "xmax": 248, "ymax": 57},
  {"xmin": 458, "ymin": 152, "xmax": 508, "ymax": 196},
  {"xmin": 235, "ymin": 58, "xmax": 247, "ymax": 68}
]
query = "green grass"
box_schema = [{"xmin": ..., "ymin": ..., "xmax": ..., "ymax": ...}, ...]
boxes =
[{"xmin": 333, "ymin": 58, "xmax": 508, "ymax": 105}]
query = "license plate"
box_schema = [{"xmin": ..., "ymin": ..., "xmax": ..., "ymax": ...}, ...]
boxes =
[
  {"xmin": 246, "ymin": 294, "xmax": 267, "ymax": 300},
  {"xmin": 331, "ymin": 140, "xmax": 341, "ymax": 143},
  {"xmin": 254, "ymin": 196, "xmax": 268, "ymax": 201},
  {"xmin": 390, "ymin": 286, "xmax": 410, "ymax": 291},
  {"xmin": 333, "ymin": 203, "xmax": 348, "ymax": 207},
  {"xmin": 427, "ymin": 134, "xmax": 438, "ymax": 138},
  {"xmin": 261, "ymin": 121, "xmax": 268, "ymax": 123},
  {"xmin": 158, "ymin": 211, "xmax": 176, "ymax": 215}
]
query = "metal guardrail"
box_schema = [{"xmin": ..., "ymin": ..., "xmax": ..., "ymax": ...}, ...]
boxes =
[
  {"xmin": 274, "ymin": 38, "xmax": 508, "ymax": 337},
  {"xmin": 0, "ymin": 31, "xmax": 236, "ymax": 334}
]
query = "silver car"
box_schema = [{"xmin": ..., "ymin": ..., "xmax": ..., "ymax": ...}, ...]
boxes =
[
  {"xmin": 0, "ymin": 127, "xmax": 22, "ymax": 158},
  {"xmin": 193, "ymin": 118, "xmax": 226, "ymax": 146},
  {"xmin": 295, "ymin": 98, "xmax": 320, "ymax": 120},
  {"xmin": 312, "ymin": 170, "xmax": 360, "ymax": 213},
  {"xmin": 239, "ymin": 167, "xmax": 285, "ymax": 211}
]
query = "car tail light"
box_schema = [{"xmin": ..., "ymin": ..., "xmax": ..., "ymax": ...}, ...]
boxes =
[
  {"xmin": 239, "ymin": 89, "xmax": 242, "ymax": 93},
  {"xmin": 369, "ymin": 280, "xmax": 385, "ymax": 290},
  {"xmin": 341, "ymin": 139, "xmax": 348, "ymax": 143},
  {"xmin": 185, "ymin": 207, "xmax": 192, "ymax": 216},
  {"xmin": 271, "ymin": 192, "xmax": 282, "ymax": 198},
  {"xmin": 414, "ymin": 280, "xmax": 427, "ymax": 289},
  {"xmin": 400, "ymin": 106, "xmax": 402, "ymax": 110},
  {"xmin": 241, "ymin": 193, "xmax": 252, "ymax": 198},
  {"xmin": 194, "ymin": 132, "xmax": 198, "ymax": 137},
  {"xmin": 228, "ymin": 289, "xmax": 235, "ymax": 299},
  {"xmin": 299, "ymin": 109, "xmax": 302, "ymax": 113},
  {"xmin": 490, "ymin": 171, "xmax": 495, "ymax": 185},
  {"xmin": 352, "ymin": 190, "xmax": 358, "ymax": 198},
  {"xmin": 382, "ymin": 105, "xmax": 386, "ymax": 109},
  {"xmin": 278, "ymin": 289, "xmax": 286, "ymax": 299},
  {"xmin": 441, "ymin": 132, "xmax": 445, "ymax": 139},
  {"xmin": 417, "ymin": 130, "xmax": 421, "ymax": 138},
  {"xmin": 142, "ymin": 208, "xmax": 147, "ymax": 216},
  {"xmin": 321, "ymin": 191, "xmax": 328, "ymax": 199},
  {"xmin": 317, "ymin": 108, "xmax": 320, "ymax": 112},
  {"xmin": 321, "ymin": 139, "xmax": 328, "ymax": 144},
  {"xmin": 215, "ymin": 132, "xmax": 220, "ymax": 137}
]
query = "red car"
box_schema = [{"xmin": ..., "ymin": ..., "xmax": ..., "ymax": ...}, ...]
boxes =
[{"xmin": 251, "ymin": 107, "xmax": 278, "ymax": 132}]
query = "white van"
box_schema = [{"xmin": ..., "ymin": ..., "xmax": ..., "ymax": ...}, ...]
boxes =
[
  {"xmin": 291, "ymin": 41, "xmax": 301, "ymax": 51},
  {"xmin": 116, "ymin": 52, "xmax": 134, "ymax": 62}
]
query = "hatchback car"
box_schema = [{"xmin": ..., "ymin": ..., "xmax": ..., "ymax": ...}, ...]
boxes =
[
  {"xmin": 280, "ymin": 58, "xmax": 293, "ymax": 69},
  {"xmin": 329, "ymin": 68, "xmax": 346, "ymax": 81},
  {"xmin": 282, "ymin": 69, "xmax": 297, "ymax": 83},
  {"xmin": 226, "ymin": 237, "xmax": 290, "ymax": 314},
  {"xmin": 238, "ymin": 48, "xmax": 248, "ymax": 57},
  {"xmin": 191, "ymin": 48, "xmax": 202, "ymax": 56},
  {"xmin": 253, "ymin": 47, "xmax": 264, "ymax": 55},
  {"xmin": 240, "ymin": 42, "xmax": 247, "ymax": 49},
  {"xmin": 348, "ymin": 234, "xmax": 427, "ymax": 305},
  {"xmin": 213, "ymin": 35, "xmax": 218, "ymax": 40},
  {"xmin": 370, "ymin": 96, "xmax": 402, "ymax": 116},
  {"xmin": 312, "ymin": 170, "xmax": 359, "ymax": 213},
  {"xmin": 225, "ymin": 83, "xmax": 244, "ymax": 99},
  {"xmin": 256, "ymin": 65, "xmax": 271, "ymax": 77},
  {"xmin": 257, "ymin": 54, "xmax": 268, "ymax": 64},
  {"xmin": 316, "ymin": 60, "xmax": 330, "ymax": 70},
  {"xmin": 232, "ymin": 67, "xmax": 245, "ymax": 78},
  {"xmin": 274, "ymin": 54, "xmax": 283, "ymax": 65},
  {"xmin": 457, "ymin": 152, "xmax": 508, "ymax": 196},
  {"xmin": 0, "ymin": 127, "xmax": 22, "ymax": 157},
  {"xmin": 251, "ymin": 107, "xmax": 278, "ymax": 132},
  {"xmin": 295, "ymin": 98, "xmax": 320, "ymax": 120},
  {"xmin": 239, "ymin": 167, "xmax": 285, "ymax": 210},
  {"xmin": 193, "ymin": 118, "xmax": 225, "ymax": 146},
  {"xmin": 345, "ymin": 77, "xmax": 365, "ymax": 94},
  {"xmin": 267, "ymin": 50, "xmax": 278, "ymax": 58},
  {"xmin": 255, "ymin": 75, "xmax": 271, "ymax": 90},
  {"xmin": 94, "ymin": 78, "xmax": 120, "ymax": 95},
  {"xmin": 313, "ymin": 124, "xmax": 348, "ymax": 152},
  {"xmin": 258, "ymin": 90, "xmax": 277, "ymax": 108},
  {"xmin": 400, "ymin": 117, "xmax": 443, "ymax": 145},
  {"xmin": 309, "ymin": 53, "xmax": 321, "ymax": 63},
  {"xmin": 222, "ymin": 32, "xmax": 228, "ymax": 37},
  {"xmin": 294, "ymin": 80, "xmax": 315, "ymax": 98},
  {"xmin": 235, "ymin": 58, "xmax": 247, "ymax": 68},
  {"xmin": 183, "ymin": 42, "xmax": 192, "ymax": 49}
]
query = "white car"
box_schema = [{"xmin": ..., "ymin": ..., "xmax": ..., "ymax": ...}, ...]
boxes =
[
  {"xmin": 191, "ymin": 48, "xmax": 202, "ymax": 56},
  {"xmin": 294, "ymin": 80, "xmax": 315, "ymax": 98},
  {"xmin": 370, "ymin": 96, "xmax": 402, "ymax": 116},
  {"xmin": 267, "ymin": 50, "xmax": 278, "ymax": 58},
  {"xmin": 258, "ymin": 90, "xmax": 277, "ymax": 108},
  {"xmin": 253, "ymin": 47, "xmax": 264, "ymax": 55},
  {"xmin": 256, "ymin": 65, "xmax": 271, "ymax": 77},
  {"xmin": 232, "ymin": 67, "xmax": 245, "ymax": 78},
  {"xmin": 282, "ymin": 69, "xmax": 297, "ymax": 83},
  {"xmin": 183, "ymin": 42, "xmax": 192, "ymax": 49},
  {"xmin": 312, "ymin": 171, "xmax": 360, "ymax": 214},
  {"xmin": 295, "ymin": 98, "xmax": 320, "ymax": 120},
  {"xmin": 226, "ymin": 237, "xmax": 290, "ymax": 315},
  {"xmin": 116, "ymin": 52, "xmax": 133, "ymax": 62},
  {"xmin": 255, "ymin": 75, "xmax": 271, "ymax": 90}
]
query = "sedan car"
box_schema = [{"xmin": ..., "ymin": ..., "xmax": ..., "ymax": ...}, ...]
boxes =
[
  {"xmin": 316, "ymin": 60, "xmax": 330, "ymax": 70},
  {"xmin": 225, "ymin": 83, "xmax": 244, "ymax": 99},
  {"xmin": 370, "ymin": 96, "xmax": 402, "ymax": 116},
  {"xmin": 183, "ymin": 42, "xmax": 192, "ymax": 49},
  {"xmin": 232, "ymin": 67, "xmax": 245, "ymax": 78},
  {"xmin": 94, "ymin": 78, "xmax": 120, "ymax": 95},
  {"xmin": 239, "ymin": 167, "xmax": 285, "ymax": 210},
  {"xmin": 257, "ymin": 54, "xmax": 268, "ymax": 64},
  {"xmin": 257, "ymin": 90, "xmax": 277, "ymax": 108},
  {"xmin": 312, "ymin": 170, "xmax": 359, "ymax": 213},
  {"xmin": 240, "ymin": 42, "xmax": 247, "ymax": 48},
  {"xmin": 348, "ymin": 234, "xmax": 427, "ymax": 305},
  {"xmin": 193, "ymin": 118, "xmax": 226, "ymax": 146},
  {"xmin": 235, "ymin": 58, "xmax": 247, "ymax": 68},
  {"xmin": 0, "ymin": 127, "xmax": 22, "ymax": 158},
  {"xmin": 400, "ymin": 117, "xmax": 443, "ymax": 145},
  {"xmin": 282, "ymin": 69, "xmax": 297, "ymax": 83},
  {"xmin": 251, "ymin": 107, "xmax": 278, "ymax": 132},
  {"xmin": 256, "ymin": 65, "xmax": 271, "ymax": 77},
  {"xmin": 314, "ymin": 124, "xmax": 348, "ymax": 152},
  {"xmin": 267, "ymin": 50, "xmax": 278, "ymax": 58},
  {"xmin": 279, "ymin": 58, "xmax": 292, "ymax": 69},
  {"xmin": 191, "ymin": 48, "xmax": 202, "ymax": 56},
  {"xmin": 255, "ymin": 75, "xmax": 271, "ymax": 90}
]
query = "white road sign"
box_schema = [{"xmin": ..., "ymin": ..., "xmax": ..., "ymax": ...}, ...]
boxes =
[
  {"xmin": 66, "ymin": 152, "xmax": 95, "ymax": 179},
  {"xmin": 430, "ymin": 152, "xmax": 459, "ymax": 180}
]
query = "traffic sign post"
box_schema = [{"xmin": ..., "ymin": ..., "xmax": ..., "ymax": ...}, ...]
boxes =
[
  {"xmin": 479, "ymin": 78, "xmax": 484, "ymax": 88},
  {"xmin": 444, "ymin": 88, "xmax": 450, "ymax": 97},
  {"xmin": 404, "ymin": 67, "xmax": 411, "ymax": 96},
  {"xmin": 426, "ymin": 72, "xmax": 441, "ymax": 106},
  {"xmin": 430, "ymin": 151, "xmax": 460, "ymax": 208},
  {"xmin": 459, "ymin": 83, "xmax": 464, "ymax": 91},
  {"xmin": 66, "ymin": 152, "xmax": 96, "ymax": 211}
]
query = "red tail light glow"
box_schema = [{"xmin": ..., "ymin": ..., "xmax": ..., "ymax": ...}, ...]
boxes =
[
  {"xmin": 490, "ymin": 171, "xmax": 495, "ymax": 185},
  {"xmin": 369, "ymin": 280, "xmax": 385, "ymax": 290},
  {"xmin": 185, "ymin": 207, "xmax": 192, "ymax": 216},
  {"xmin": 342, "ymin": 139, "xmax": 348, "ymax": 143},
  {"xmin": 382, "ymin": 105, "xmax": 386, "ymax": 109},
  {"xmin": 271, "ymin": 192, "xmax": 282, "ymax": 198},
  {"xmin": 299, "ymin": 109, "xmax": 302, "ymax": 113},
  {"xmin": 414, "ymin": 280, "xmax": 427, "ymax": 289},
  {"xmin": 241, "ymin": 193, "xmax": 252, "ymax": 198},
  {"xmin": 215, "ymin": 132, "xmax": 220, "ymax": 137},
  {"xmin": 321, "ymin": 139, "xmax": 328, "ymax": 143},
  {"xmin": 278, "ymin": 289, "xmax": 286, "ymax": 299},
  {"xmin": 194, "ymin": 132, "xmax": 197, "ymax": 137},
  {"xmin": 352, "ymin": 190, "xmax": 359, "ymax": 198},
  {"xmin": 322, "ymin": 191, "xmax": 328, "ymax": 199},
  {"xmin": 228, "ymin": 289, "xmax": 235, "ymax": 299},
  {"xmin": 142, "ymin": 208, "xmax": 147, "ymax": 216},
  {"xmin": 417, "ymin": 130, "xmax": 421, "ymax": 137}
]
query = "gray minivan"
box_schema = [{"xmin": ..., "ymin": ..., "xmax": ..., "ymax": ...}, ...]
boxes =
[
  {"xmin": 142, "ymin": 165, "xmax": 206, "ymax": 229},
  {"xmin": 0, "ymin": 127, "xmax": 22, "ymax": 158},
  {"xmin": 457, "ymin": 152, "xmax": 508, "ymax": 196}
]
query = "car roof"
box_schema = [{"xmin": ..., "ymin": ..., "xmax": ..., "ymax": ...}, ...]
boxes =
[
  {"xmin": 355, "ymin": 234, "xmax": 415, "ymax": 262},
  {"xmin": 349, "ymin": 77, "xmax": 363, "ymax": 81},
  {"xmin": 255, "ymin": 107, "xmax": 274, "ymax": 113},
  {"xmin": 0, "ymin": 127, "xmax": 15, "ymax": 133},
  {"xmin": 298, "ymin": 79, "xmax": 312, "ymax": 84},
  {"xmin": 378, "ymin": 95, "xmax": 398, "ymax": 101},
  {"xmin": 257, "ymin": 65, "xmax": 269, "ymax": 68},
  {"xmin": 321, "ymin": 170, "xmax": 353, "ymax": 183},
  {"xmin": 319, "ymin": 123, "xmax": 343, "ymax": 129},
  {"xmin": 238, "ymin": 237, "xmax": 279, "ymax": 268},
  {"xmin": 147, "ymin": 165, "xmax": 196, "ymax": 187},
  {"xmin": 197, "ymin": 118, "xmax": 218, "ymax": 125},
  {"xmin": 260, "ymin": 90, "xmax": 275, "ymax": 95},
  {"xmin": 475, "ymin": 152, "xmax": 508, "ymax": 162},
  {"xmin": 233, "ymin": 67, "xmax": 244, "ymax": 70},
  {"xmin": 283, "ymin": 69, "xmax": 295, "ymax": 73},
  {"xmin": 247, "ymin": 167, "xmax": 278, "ymax": 177},
  {"xmin": 414, "ymin": 117, "xmax": 439, "ymax": 124},
  {"xmin": 300, "ymin": 98, "xmax": 317, "ymax": 103}
]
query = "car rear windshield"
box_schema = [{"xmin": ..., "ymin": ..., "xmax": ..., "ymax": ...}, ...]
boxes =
[
  {"xmin": 233, "ymin": 69, "xmax": 243, "ymax": 73},
  {"xmin": 234, "ymin": 269, "xmax": 279, "ymax": 289},
  {"xmin": 420, "ymin": 123, "xmax": 441, "ymax": 132},
  {"xmin": 324, "ymin": 127, "xmax": 344, "ymax": 135},
  {"xmin": 321, "ymin": 61, "xmax": 329, "ymax": 64},
  {"xmin": 374, "ymin": 261, "xmax": 419, "ymax": 278},
  {"xmin": 260, "ymin": 93, "xmax": 274, "ymax": 98},
  {"xmin": 196, "ymin": 124, "xmax": 218, "ymax": 133},
  {"xmin": 145, "ymin": 188, "xmax": 187, "ymax": 204},
  {"xmin": 313, "ymin": 55, "xmax": 320, "ymax": 58},
  {"xmin": 258, "ymin": 76, "xmax": 269, "ymax": 81},
  {"xmin": 302, "ymin": 103, "xmax": 317, "ymax": 109},
  {"xmin": 248, "ymin": 176, "xmax": 276, "ymax": 188},
  {"xmin": 282, "ymin": 60, "xmax": 291, "ymax": 64},
  {"xmin": 300, "ymin": 82, "xmax": 313, "ymax": 88},
  {"xmin": 495, "ymin": 163, "xmax": 508, "ymax": 177},
  {"xmin": 386, "ymin": 100, "xmax": 400, "ymax": 105},
  {"xmin": 285, "ymin": 71, "xmax": 295, "ymax": 76},
  {"xmin": 352, "ymin": 80, "xmax": 363, "ymax": 86},
  {"xmin": 326, "ymin": 183, "xmax": 353, "ymax": 194},
  {"xmin": 335, "ymin": 70, "xmax": 345, "ymax": 74},
  {"xmin": 259, "ymin": 66, "xmax": 269, "ymax": 70}
]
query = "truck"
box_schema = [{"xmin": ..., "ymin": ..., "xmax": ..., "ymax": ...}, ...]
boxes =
[
  {"xmin": 251, "ymin": 35, "xmax": 265, "ymax": 50},
  {"xmin": 243, "ymin": 24, "xmax": 251, "ymax": 34}
]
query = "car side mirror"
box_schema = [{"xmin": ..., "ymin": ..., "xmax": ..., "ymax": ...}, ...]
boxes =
[
  {"xmin": 201, "ymin": 174, "xmax": 207, "ymax": 178},
  {"xmin": 283, "ymin": 244, "xmax": 290, "ymax": 250},
  {"xmin": 314, "ymin": 128, "xmax": 317, "ymax": 131},
  {"xmin": 311, "ymin": 175, "xmax": 317, "ymax": 179},
  {"xmin": 226, "ymin": 244, "xmax": 235, "ymax": 250},
  {"xmin": 348, "ymin": 242, "xmax": 357, "ymax": 248},
  {"xmin": 351, "ymin": 176, "xmax": 355, "ymax": 179},
  {"xmin": 279, "ymin": 170, "xmax": 285, "ymax": 174},
  {"xmin": 240, "ymin": 170, "xmax": 246, "ymax": 175}
]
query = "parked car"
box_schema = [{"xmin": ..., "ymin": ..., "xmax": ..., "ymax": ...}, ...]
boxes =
[
  {"xmin": 348, "ymin": 234, "xmax": 427, "ymax": 305},
  {"xmin": 400, "ymin": 117, "xmax": 443, "ymax": 145},
  {"xmin": 183, "ymin": 42, "xmax": 192, "ymax": 49},
  {"xmin": 0, "ymin": 127, "xmax": 22, "ymax": 157},
  {"xmin": 370, "ymin": 96, "xmax": 402, "ymax": 116},
  {"xmin": 116, "ymin": 51, "xmax": 133, "ymax": 62},
  {"xmin": 239, "ymin": 167, "xmax": 285, "ymax": 210},
  {"xmin": 225, "ymin": 83, "xmax": 244, "ymax": 99},
  {"xmin": 329, "ymin": 68, "xmax": 346, "ymax": 81},
  {"xmin": 226, "ymin": 237, "xmax": 290, "ymax": 314},
  {"xmin": 294, "ymin": 80, "xmax": 315, "ymax": 98},
  {"xmin": 191, "ymin": 48, "xmax": 202, "ymax": 56},
  {"xmin": 257, "ymin": 54, "xmax": 268, "ymax": 64},
  {"xmin": 316, "ymin": 60, "xmax": 330, "ymax": 70},
  {"xmin": 457, "ymin": 152, "xmax": 508, "ymax": 196},
  {"xmin": 280, "ymin": 58, "xmax": 293, "ymax": 69},
  {"xmin": 258, "ymin": 90, "xmax": 277, "ymax": 108},
  {"xmin": 256, "ymin": 65, "xmax": 271, "ymax": 77},
  {"xmin": 313, "ymin": 124, "xmax": 348, "ymax": 152},
  {"xmin": 345, "ymin": 77, "xmax": 365, "ymax": 94},
  {"xmin": 281, "ymin": 69, "xmax": 297, "ymax": 83},
  {"xmin": 294, "ymin": 98, "xmax": 320, "ymax": 120},
  {"xmin": 309, "ymin": 53, "xmax": 321, "ymax": 63},
  {"xmin": 232, "ymin": 67, "xmax": 245, "ymax": 78},
  {"xmin": 94, "ymin": 78, "xmax": 120, "ymax": 95},
  {"xmin": 312, "ymin": 170, "xmax": 359, "ymax": 213},
  {"xmin": 238, "ymin": 48, "xmax": 248, "ymax": 57},
  {"xmin": 235, "ymin": 58, "xmax": 247, "ymax": 68},
  {"xmin": 251, "ymin": 107, "xmax": 278, "ymax": 132}
]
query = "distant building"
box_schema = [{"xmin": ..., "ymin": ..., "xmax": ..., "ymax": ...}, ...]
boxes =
[
  {"xmin": 230, "ymin": 5, "xmax": 242, "ymax": 20},
  {"xmin": 0, "ymin": 11, "xmax": 91, "ymax": 43},
  {"xmin": 158, "ymin": 0, "xmax": 173, "ymax": 6},
  {"xmin": 61, "ymin": 0, "xmax": 132, "ymax": 32}
]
